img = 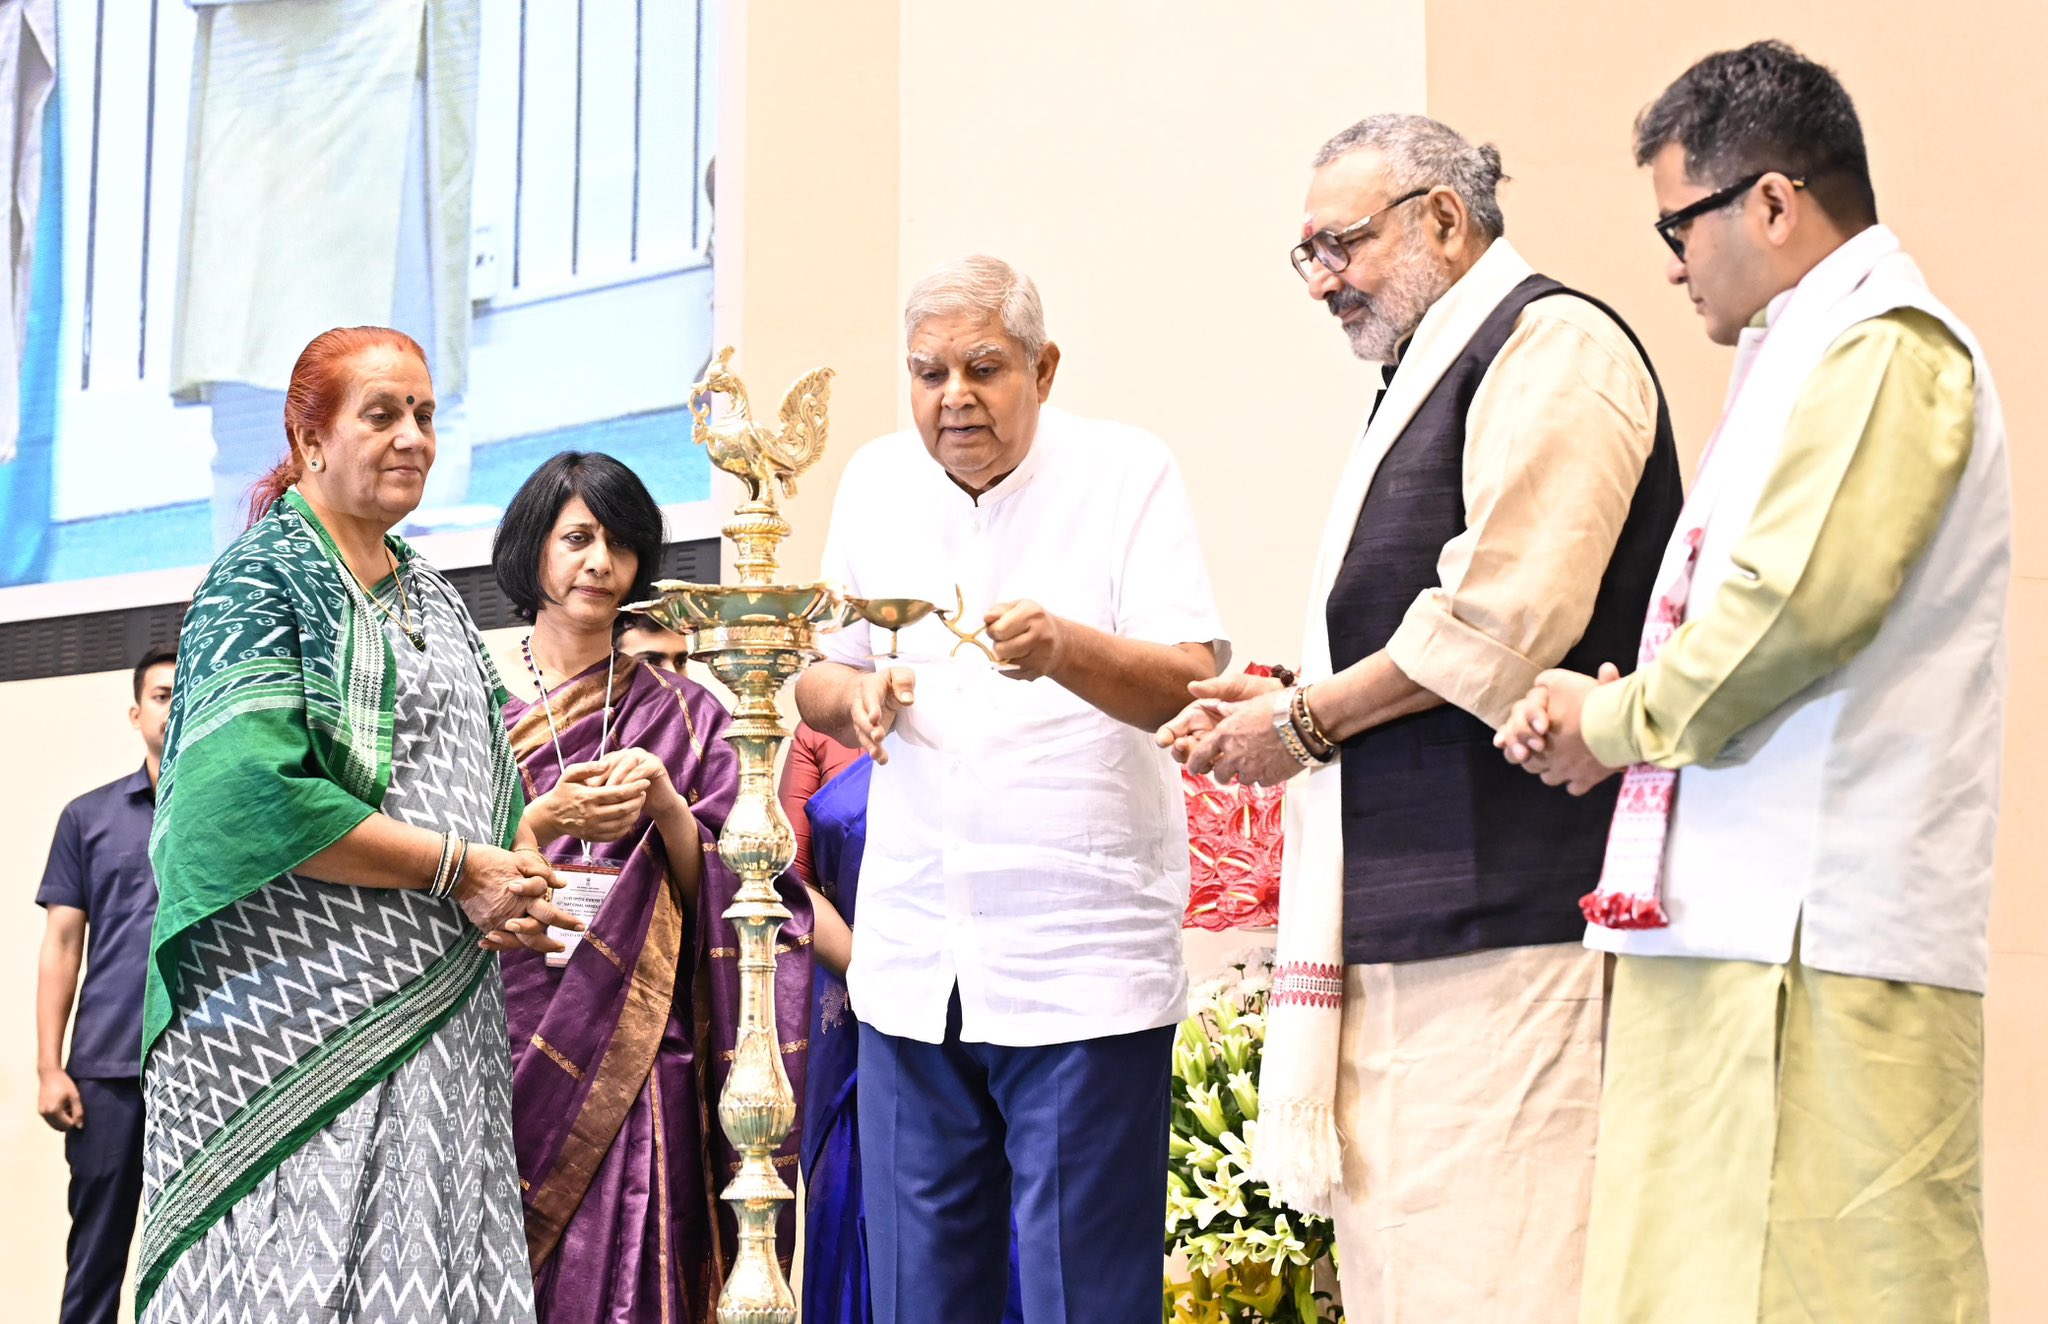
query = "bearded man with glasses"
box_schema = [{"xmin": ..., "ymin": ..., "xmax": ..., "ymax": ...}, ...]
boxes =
[
  {"xmin": 1498, "ymin": 40, "xmax": 2008, "ymax": 1324},
  {"xmin": 1162, "ymin": 112, "xmax": 1682, "ymax": 1320}
]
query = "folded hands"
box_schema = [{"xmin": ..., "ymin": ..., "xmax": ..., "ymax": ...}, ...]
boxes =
[{"xmin": 1495, "ymin": 662, "xmax": 1625, "ymax": 796}]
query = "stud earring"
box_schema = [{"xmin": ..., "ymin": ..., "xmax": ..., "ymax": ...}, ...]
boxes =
[{"xmin": 308, "ymin": 458, "xmax": 322, "ymax": 471}]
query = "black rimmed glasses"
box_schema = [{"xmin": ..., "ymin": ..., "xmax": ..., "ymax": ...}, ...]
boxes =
[
  {"xmin": 1654, "ymin": 171, "xmax": 1807, "ymax": 260},
  {"xmin": 1291, "ymin": 187, "xmax": 1435, "ymax": 279}
]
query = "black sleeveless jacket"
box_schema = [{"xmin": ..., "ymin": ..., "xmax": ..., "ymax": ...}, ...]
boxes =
[{"xmin": 1326, "ymin": 274, "xmax": 1684, "ymax": 964}]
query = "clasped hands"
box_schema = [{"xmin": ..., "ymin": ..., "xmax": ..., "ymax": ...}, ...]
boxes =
[
  {"xmin": 461, "ymin": 846, "xmax": 577, "ymax": 954},
  {"xmin": 1493, "ymin": 662, "xmax": 1625, "ymax": 795},
  {"xmin": 1155, "ymin": 672, "xmax": 1296, "ymax": 786},
  {"xmin": 849, "ymin": 600, "xmax": 1065, "ymax": 765},
  {"xmin": 466, "ymin": 746, "xmax": 690, "ymax": 953},
  {"xmin": 528, "ymin": 747, "xmax": 686, "ymax": 843}
]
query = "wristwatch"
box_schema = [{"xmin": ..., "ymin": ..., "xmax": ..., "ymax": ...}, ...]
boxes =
[{"xmin": 1271, "ymin": 688, "xmax": 1320, "ymax": 770}]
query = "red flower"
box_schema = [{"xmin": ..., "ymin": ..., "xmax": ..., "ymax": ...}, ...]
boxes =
[{"xmin": 1183, "ymin": 766, "xmax": 1284, "ymax": 931}]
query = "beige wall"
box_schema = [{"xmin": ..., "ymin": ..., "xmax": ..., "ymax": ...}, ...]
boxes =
[
  {"xmin": 2, "ymin": 2, "xmax": 2040, "ymax": 1316},
  {"xmin": 0, "ymin": 668, "xmax": 149, "ymax": 1319},
  {"xmin": 749, "ymin": 0, "xmax": 1428, "ymax": 666},
  {"xmin": 1424, "ymin": 3, "xmax": 2048, "ymax": 1317}
]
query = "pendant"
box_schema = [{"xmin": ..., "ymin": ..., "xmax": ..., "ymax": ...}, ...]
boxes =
[{"xmin": 407, "ymin": 629, "xmax": 427, "ymax": 652}]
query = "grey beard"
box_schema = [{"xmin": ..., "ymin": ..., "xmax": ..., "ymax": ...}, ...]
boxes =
[
  {"xmin": 1345, "ymin": 315, "xmax": 1405, "ymax": 364},
  {"xmin": 1335, "ymin": 240, "xmax": 1453, "ymax": 364}
]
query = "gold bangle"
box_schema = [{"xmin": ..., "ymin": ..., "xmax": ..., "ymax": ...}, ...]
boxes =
[
  {"xmin": 1291, "ymin": 686, "xmax": 1335, "ymax": 762},
  {"xmin": 1297, "ymin": 683, "xmax": 1335, "ymax": 748}
]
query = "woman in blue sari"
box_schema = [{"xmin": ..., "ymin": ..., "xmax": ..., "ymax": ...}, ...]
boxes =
[{"xmin": 778, "ymin": 727, "xmax": 1021, "ymax": 1324}]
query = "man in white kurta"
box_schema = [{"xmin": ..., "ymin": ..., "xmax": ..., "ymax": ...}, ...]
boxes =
[
  {"xmin": 796, "ymin": 255, "xmax": 1227, "ymax": 1324},
  {"xmin": 1500, "ymin": 41, "xmax": 2008, "ymax": 1324}
]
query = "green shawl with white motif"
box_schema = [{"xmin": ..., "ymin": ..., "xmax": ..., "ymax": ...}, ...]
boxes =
[{"xmin": 138, "ymin": 491, "xmax": 522, "ymax": 1306}]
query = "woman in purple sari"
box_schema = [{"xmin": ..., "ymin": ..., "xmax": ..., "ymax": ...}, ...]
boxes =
[{"xmin": 490, "ymin": 452, "xmax": 811, "ymax": 1322}]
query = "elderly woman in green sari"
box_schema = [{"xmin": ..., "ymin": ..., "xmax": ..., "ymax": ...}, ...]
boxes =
[{"xmin": 139, "ymin": 326, "xmax": 575, "ymax": 1323}]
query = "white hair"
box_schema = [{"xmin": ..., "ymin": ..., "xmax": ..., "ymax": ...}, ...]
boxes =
[{"xmin": 902, "ymin": 255, "xmax": 1048, "ymax": 361}]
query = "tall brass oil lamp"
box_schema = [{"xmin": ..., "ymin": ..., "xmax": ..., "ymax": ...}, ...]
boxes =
[{"xmin": 628, "ymin": 347, "xmax": 841, "ymax": 1323}]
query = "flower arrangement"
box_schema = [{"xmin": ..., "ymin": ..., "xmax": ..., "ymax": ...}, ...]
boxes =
[
  {"xmin": 1182, "ymin": 770, "xmax": 1284, "ymax": 932},
  {"xmin": 1164, "ymin": 950, "xmax": 1342, "ymax": 1323},
  {"xmin": 1182, "ymin": 663, "xmax": 1288, "ymax": 933}
]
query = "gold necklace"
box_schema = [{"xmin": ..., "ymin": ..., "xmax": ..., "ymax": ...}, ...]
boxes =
[{"xmin": 358, "ymin": 547, "xmax": 425, "ymax": 651}]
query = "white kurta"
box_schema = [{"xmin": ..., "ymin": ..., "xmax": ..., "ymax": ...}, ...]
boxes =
[
  {"xmin": 170, "ymin": 0, "xmax": 478, "ymax": 399},
  {"xmin": 817, "ymin": 408, "xmax": 1229, "ymax": 1048}
]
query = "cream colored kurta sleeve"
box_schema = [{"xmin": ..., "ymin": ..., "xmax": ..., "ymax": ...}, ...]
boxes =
[
  {"xmin": 1385, "ymin": 295, "xmax": 1660, "ymax": 727},
  {"xmin": 1581, "ymin": 309, "xmax": 1976, "ymax": 770}
]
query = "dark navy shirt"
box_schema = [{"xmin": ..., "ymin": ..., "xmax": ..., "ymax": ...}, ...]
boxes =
[{"xmin": 36, "ymin": 767, "xmax": 158, "ymax": 1079}]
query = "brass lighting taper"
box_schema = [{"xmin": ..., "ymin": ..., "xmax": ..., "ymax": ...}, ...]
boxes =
[{"xmin": 628, "ymin": 347, "xmax": 841, "ymax": 1323}]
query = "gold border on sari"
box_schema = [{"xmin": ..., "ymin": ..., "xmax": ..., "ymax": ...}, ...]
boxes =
[
  {"xmin": 581, "ymin": 932, "xmax": 627, "ymax": 971},
  {"xmin": 507, "ymin": 654, "xmax": 643, "ymax": 760},
  {"xmin": 651, "ymin": 1070, "xmax": 674, "ymax": 1324},
  {"xmin": 529, "ymin": 1034, "xmax": 586, "ymax": 1081},
  {"xmin": 522, "ymin": 874, "xmax": 685, "ymax": 1271}
]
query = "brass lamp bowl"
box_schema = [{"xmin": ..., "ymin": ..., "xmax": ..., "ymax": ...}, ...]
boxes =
[
  {"xmin": 838, "ymin": 595, "xmax": 940, "ymax": 657},
  {"xmin": 625, "ymin": 580, "xmax": 840, "ymax": 634},
  {"xmin": 840, "ymin": 595, "xmax": 938, "ymax": 629}
]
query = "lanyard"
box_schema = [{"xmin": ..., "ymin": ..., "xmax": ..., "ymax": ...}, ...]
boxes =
[{"xmin": 522, "ymin": 635, "xmax": 616, "ymax": 861}]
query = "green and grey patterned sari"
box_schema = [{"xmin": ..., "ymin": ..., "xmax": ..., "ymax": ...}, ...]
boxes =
[{"xmin": 139, "ymin": 491, "xmax": 530, "ymax": 1321}]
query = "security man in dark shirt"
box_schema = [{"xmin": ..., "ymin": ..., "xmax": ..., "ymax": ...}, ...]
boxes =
[{"xmin": 35, "ymin": 644, "xmax": 175, "ymax": 1324}]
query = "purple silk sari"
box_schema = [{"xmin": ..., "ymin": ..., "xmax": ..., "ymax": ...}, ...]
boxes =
[{"xmin": 503, "ymin": 656, "xmax": 813, "ymax": 1322}]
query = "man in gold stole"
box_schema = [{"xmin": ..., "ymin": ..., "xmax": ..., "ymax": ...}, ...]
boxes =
[{"xmin": 1500, "ymin": 41, "xmax": 2009, "ymax": 1324}]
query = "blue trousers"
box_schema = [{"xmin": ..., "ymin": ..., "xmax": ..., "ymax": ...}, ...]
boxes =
[
  {"xmin": 858, "ymin": 994, "xmax": 1173, "ymax": 1324},
  {"xmin": 61, "ymin": 1077, "xmax": 143, "ymax": 1324}
]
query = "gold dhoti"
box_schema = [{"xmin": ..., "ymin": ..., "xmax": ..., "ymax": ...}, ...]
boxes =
[{"xmin": 1580, "ymin": 948, "xmax": 1986, "ymax": 1324}]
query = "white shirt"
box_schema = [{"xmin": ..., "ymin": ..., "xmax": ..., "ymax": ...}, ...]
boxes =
[{"xmin": 816, "ymin": 406, "xmax": 1229, "ymax": 1046}]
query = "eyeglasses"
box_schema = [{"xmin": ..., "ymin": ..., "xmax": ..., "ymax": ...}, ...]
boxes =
[
  {"xmin": 1653, "ymin": 171, "xmax": 1807, "ymax": 260},
  {"xmin": 1291, "ymin": 187, "xmax": 1435, "ymax": 280}
]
